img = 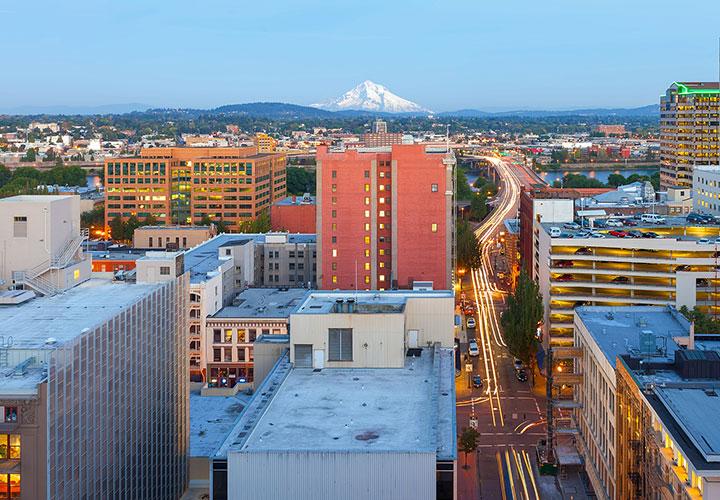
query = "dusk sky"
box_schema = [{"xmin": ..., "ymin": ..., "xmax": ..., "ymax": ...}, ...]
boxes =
[{"xmin": 2, "ymin": 0, "xmax": 719, "ymax": 111}]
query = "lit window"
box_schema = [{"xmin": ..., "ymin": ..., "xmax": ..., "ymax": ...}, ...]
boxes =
[
  {"xmin": 380, "ymin": 172, "xmax": 385, "ymax": 178},
  {"xmin": 364, "ymin": 249, "xmax": 370, "ymax": 257},
  {"xmin": 379, "ymin": 262, "xmax": 385, "ymax": 268},
  {"xmin": 379, "ymin": 210, "xmax": 385, "ymax": 217},
  {"xmin": 332, "ymin": 249, "xmax": 338, "ymax": 257},
  {"xmin": 364, "ymin": 210, "xmax": 370, "ymax": 217},
  {"xmin": 379, "ymin": 223, "xmax": 385, "ymax": 229},
  {"xmin": 379, "ymin": 249, "xmax": 385, "ymax": 256},
  {"xmin": 364, "ymin": 184, "xmax": 370, "ymax": 192},
  {"xmin": 364, "ymin": 223, "xmax": 370, "ymax": 231},
  {"xmin": 379, "ymin": 197, "xmax": 385, "ymax": 204},
  {"xmin": 73, "ymin": 269, "xmax": 80, "ymax": 280},
  {"xmin": 332, "ymin": 223, "xmax": 337, "ymax": 230},
  {"xmin": 431, "ymin": 183, "xmax": 438, "ymax": 192},
  {"xmin": 379, "ymin": 275, "xmax": 385, "ymax": 282},
  {"xmin": 379, "ymin": 185, "xmax": 385, "ymax": 191},
  {"xmin": 332, "ymin": 275, "xmax": 337, "ymax": 283},
  {"xmin": 364, "ymin": 236, "xmax": 370, "ymax": 244},
  {"xmin": 362, "ymin": 262, "xmax": 369, "ymax": 271},
  {"xmin": 431, "ymin": 223, "xmax": 438, "ymax": 233},
  {"xmin": 332, "ymin": 184, "xmax": 337, "ymax": 192},
  {"xmin": 364, "ymin": 197, "xmax": 370, "ymax": 205},
  {"xmin": 364, "ymin": 275, "xmax": 370, "ymax": 284}
]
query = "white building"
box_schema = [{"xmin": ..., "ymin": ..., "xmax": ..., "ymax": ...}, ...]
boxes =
[{"xmin": 693, "ymin": 165, "xmax": 720, "ymax": 215}]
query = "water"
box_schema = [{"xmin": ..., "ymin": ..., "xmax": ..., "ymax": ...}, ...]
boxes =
[{"xmin": 538, "ymin": 168, "xmax": 658, "ymax": 186}]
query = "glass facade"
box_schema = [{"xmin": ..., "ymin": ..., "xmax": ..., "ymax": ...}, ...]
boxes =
[{"xmin": 46, "ymin": 277, "xmax": 188, "ymax": 499}]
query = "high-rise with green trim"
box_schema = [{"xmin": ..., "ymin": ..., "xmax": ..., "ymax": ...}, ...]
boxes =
[{"xmin": 660, "ymin": 81, "xmax": 720, "ymax": 189}]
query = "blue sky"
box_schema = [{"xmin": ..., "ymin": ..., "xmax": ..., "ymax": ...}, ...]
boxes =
[{"xmin": 1, "ymin": 0, "xmax": 719, "ymax": 111}]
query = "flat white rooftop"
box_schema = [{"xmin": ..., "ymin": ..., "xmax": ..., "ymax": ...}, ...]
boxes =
[
  {"xmin": 227, "ymin": 348, "xmax": 456, "ymax": 459},
  {"xmin": 189, "ymin": 391, "xmax": 249, "ymax": 458},
  {"xmin": 0, "ymin": 278, "xmax": 163, "ymax": 350},
  {"xmin": 294, "ymin": 290, "xmax": 453, "ymax": 315}
]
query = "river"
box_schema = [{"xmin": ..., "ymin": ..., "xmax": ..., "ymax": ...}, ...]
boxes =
[{"xmin": 538, "ymin": 168, "xmax": 658, "ymax": 186}]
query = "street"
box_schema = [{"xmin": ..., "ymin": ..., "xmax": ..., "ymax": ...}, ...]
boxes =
[{"xmin": 456, "ymin": 155, "xmax": 559, "ymax": 499}]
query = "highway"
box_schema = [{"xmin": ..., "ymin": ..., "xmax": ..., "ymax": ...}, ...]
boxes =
[{"xmin": 456, "ymin": 155, "xmax": 551, "ymax": 499}]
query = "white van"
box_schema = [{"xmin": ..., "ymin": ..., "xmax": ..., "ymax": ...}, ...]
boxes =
[
  {"xmin": 640, "ymin": 214, "xmax": 666, "ymax": 224},
  {"xmin": 550, "ymin": 227, "xmax": 562, "ymax": 237}
]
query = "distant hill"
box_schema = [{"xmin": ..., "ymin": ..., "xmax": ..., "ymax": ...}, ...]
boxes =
[
  {"xmin": 213, "ymin": 102, "xmax": 334, "ymax": 119},
  {"xmin": 439, "ymin": 104, "xmax": 658, "ymax": 118}
]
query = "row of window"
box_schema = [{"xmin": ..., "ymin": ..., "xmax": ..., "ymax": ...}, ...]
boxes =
[{"xmin": 212, "ymin": 347, "xmax": 255, "ymax": 363}]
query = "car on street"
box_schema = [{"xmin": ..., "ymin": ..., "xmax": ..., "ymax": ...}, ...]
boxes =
[
  {"xmin": 606, "ymin": 219, "xmax": 623, "ymax": 227},
  {"xmin": 590, "ymin": 232, "xmax": 606, "ymax": 238},
  {"xmin": 563, "ymin": 222, "xmax": 581, "ymax": 230},
  {"xmin": 612, "ymin": 276, "xmax": 630, "ymax": 283},
  {"xmin": 555, "ymin": 274, "xmax": 574, "ymax": 282},
  {"xmin": 468, "ymin": 341, "xmax": 480, "ymax": 357},
  {"xmin": 624, "ymin": 219, "xmax": 638, "ymax": 226},
  {"xmin": 513, "ymin": 358, "xmax": 523, "ymax": 370},
  {"xmin": 466, "ymin": 317, "xmax": 476, "ymax": 329},
  {"xmin": 516, "ymin": 369, "xmax": 528, "ymax": 382},
  {"xmin": 628, "ymin": 230, "xmax": 644, "ymax": 238},
  {"xmin": 643, "ymin": 231, "xmax": 659, "ymax": 238},
  {"xmin": 554, "ymin": 260, "xmax": 573, "ymax": 268},
  {"xmin": 608, "ymin": 230, "xmax": 628, "ymax": 238},
  {"xmin": 472, "ymin": 375, "xmax": 483, "ymax": 388},
  {"xmin": 687, "ymin": 213, "xmax": 713, "ymax": 224}
]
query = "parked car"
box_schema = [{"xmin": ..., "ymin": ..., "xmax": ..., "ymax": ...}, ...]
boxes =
[
  {"xmin": 624, "ymin": 219, "xmax": 638, "ymax": 227},
  {"xmin": 466, "ymin": 317, "xmax": 476, "ymax": 329},
  {"xmin": 468, "ymin": 341, "xmax": 480, "ymax": 357},
  {"xmin": 612, "ymin": 276, "xmax": 630, "ymax": 283},
  {"xmin": 608, "ymin": 230, "xmax": 628, "ymax": 238},
  {"xmin": 641, "ymin": 213, "xmax": 666, "ymax": 224},
  {"xmin": 698, "ymin": 238, "xmax": 712, "ymax": 245},
  {"xmin": 472, "ymin": 375, "xmax": 483, "ymax": 388},
  {"xmin": 556, "ymin": 274, "xmax": 574, "ymax": 282},
  {"xmin": 697, "ymin": 278, "xmax": 709, "ymax": 287},
  {"xmin": 642, "ymin": 231, "xmax": 659, "ymax": 238},
  {"xmin": 575, "ymin": 247, "xmax": 592, "ymax": 255},
  {"xmin": 563, "ymin": 222, "xmax": 581, "ymax": 230},
  {"xmin": 628, "ymin": 230, "xmax": 644, "ymax": 238},
  {"xmin": 590, "ymin": 232, "xmax": 606, "ymax": 238},
  {"xmin": 550, "ymin": 227, "xmax": 562, "ymax": 237},
  {"xmin": 675, "ymin": 265, "xmax": 691, "ymax": 272},
  {"xmin": 555, "ymin": 260, "xmax": 574, "ymax": 268},
  {"xmin": 594, "ymin": 219, "xmax": 608, "ymax": 228},
  {"xmin": 606, "ymin": 219, "xmax": 623, "ymax": 227},
  {"xmin": 687, "ymin": 213, "xmax": 710, "ymax": 224},
  {"xmin": 516, "ymin": 369, "xmax": 528, "ymax": 382}
]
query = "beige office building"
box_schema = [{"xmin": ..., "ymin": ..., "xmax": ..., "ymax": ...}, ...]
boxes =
[{"xmin": 660, "ymin": 82, "xmax": 720, "ymax": 189}]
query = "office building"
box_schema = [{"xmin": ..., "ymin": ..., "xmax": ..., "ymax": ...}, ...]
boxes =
[
  {"xmin": 572, "ymin": 306, "xmax": 691, "ymax": 500},
  {"xmin": 209, "ymin": 290, "xmax": 456, "ymax": 500},
  {"xmin": 183, "ymin": 233, "xmax": 316, "ymax": 382},
  {"xmin": 316, "ymin": 144, "xmax": 455, "ymax": 290},
  {"xmin": 693, "ymin": 165, "xmax": 720, "ymax": 214},
  {"xmin": 660, "ymin": 82, "xmax": 720, "ymax": 189},
  {"xmin": 254, "ymin": 133, "xmax": 277, "ymax": 153},
  {"xmin": 0, "ymin": 195, "xmax": 91, "ymax": 296},
  {"xmin": 270, "ymin": 194, "xmax": 316, "ymax": 233},
  {"xmin": 0, "ymin": 255, "xmax": 189, "ymax": 499},
  {"xmin": 104, "ymin": 147, "xmax": 286, "ymax": 231},
  {"xmin": 595, "ymin": 125, "xmax": 626, "ymax": 136},
  {"xmin": 534, "ymin": 217, "xmax": 720, "ymax": 349},
  {"xmin": 133, "ymin": 225, "xmax": 216, "ymax": 249},
  {"xmin": 205, "ymin": 287, "xmax": 308, "ymax": 389},
  {"xmin": 362, "ymin": 119, "xmax": 404, "ymax": 147}
]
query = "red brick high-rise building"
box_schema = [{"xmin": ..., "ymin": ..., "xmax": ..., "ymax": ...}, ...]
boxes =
[{"xmin": 316, "ymin": 144, "xmax": 455, "ymax": 290}]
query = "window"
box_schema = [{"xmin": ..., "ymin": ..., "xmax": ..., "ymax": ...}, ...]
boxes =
[
  {"xmin": 0, "ymin": 408, "xmax": 17, "ymax": 424},
  {"xmin": 332, "ymin": 210, "xmax": 337, "ymax": 218},
  {"xmin": 364, "ymin": 197, "xmax": 370, "ymax": 205},
  {"xmin": 332, "ymin": 249, "xmax": 337, "ymax": 257},
  {"xmin": 379, "ymin": 223, "xmax": 385, "ymax": 229},
  {"xmin": 248, "ymin": 329, "xmax": 257, "ymax": 342},
  {"xmin": 431, "ymin": 183, "xmax": 438, "ymax": 192},
  {"xmin": 332, "ymin": 275, "xmax": 338, "ymax": 283},
  {"xmin": 364, "ymin": 170, "xmax": 370, "ymax": 178},
  {"xmin": 364, "ymin": 236, "xmax": 370, "ymax": 244},
  {"xmin": 160, "ymin": 266, "xmax": 170, "ymax": 275},
  {"xmin": 224, "ymin": 329, "xmax": 233, "ymax": 343},
  {"xmin": 364, "ymin": 223, "xmax": 370, "ymax": 231},
  {"xmin": 379, "ymin": 197, "xmax": 385, "ymax": 204},
  {"xmin": 332, "ymin": 262, "xmax": 337, "ymax": 270},
  {"xmin": 332, "ymin": 170, "xmax": 337, "ymax": 178},
  {"xmin": 149, "ymin": 237, "xmax": 153, "ymax": 248},
  {"xmin": 364, "ymin": 210, "xmax": 370, "ymax": 218},
  {"xmin": 364, "ymin": 275, "xmax": 370, "ymax": 284},
  {"xmin": 12, "ymin": 217, "xmax": 26, "ymax": 238},
  {"xmin": 364, "ymin": 249, "xmax": 370, "ymax": 257},
  {"xmin": 213, "ymin": 348, "xmax": 221, "ymax": 362},
  {"xmin": 431, "ymin": 223, "xmax": 438, "ymax": 233},
  {"xmin": 213, "ymin": 329, "xmax": 221, "ymax": 343},
  {"xmin": 224, "ymin": 348, "xmax": 232, "ymax": 362},
  {"xmin": 237, "ymin": 348, "xmax": 246, "ymax": 361},
  {"xmin": 379, "ymin": 210, "xmax": 385, "ymax": 217},
  {"xmin": 364, "ymin": 184, "xmax": 370, "ymax": 192},
  {"xmin": 379, "ymin": 274, "xmax": 385, "ymax": 282},
  {"xmin": 0, "ymin": 473, "xmax": 20, "ymax": 498},
  {"xmin": 379, "ymin": 249, "xmax": 385, "ymax": 256},
  {"xmin": 328, "ymin": 328, "xmax": 353, "ymax": 361},
  {"xmin": 332, "ymin": 236, "xmax": 337, "ymax": 243},
  {"xmin": 364, "ymin": 262, "xmax": 370, "ymax": 270}
]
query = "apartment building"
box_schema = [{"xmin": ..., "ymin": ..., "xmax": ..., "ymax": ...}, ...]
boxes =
[
  {"xmin": 693, "ymin": 165, "xmax": 720, "ymax": 215},
  {"xmin": 133, "ymin": 225, "xmax": 216, "ymax": 249},
  {"xmin": 183, "ymin": 233, "xmax": 316, "ymax": 382},
  {"xmin": 104, "ymin": 147, "xmax": 286, "ymax": 231},
  {"xmin": 316, "ymin": 144, "xmax": 455, "ymax": 290},
  {"xmin": 254, "ymin": 133, "xmax": 277, "ymax": 153},
  {"xmin": 616, "ymin": 344, "xmax": 720, "ymax": 499},
  {"xmin": 534, "ymin": 217, "xmax": 720, "ymax": 349},
  {"xmin": 0, "ymin": 255, "xmax": 188, "ymax": 499},
  {"xmin": 205, "ymin": 287, "xmax": 308, "ymax": 389},
  {"xmin": 0, "ymin": 195, "xmax": 91, "ymax": 296},
  {"xmin": 572, "ymin": 306, "xmax": 691, "ymax": 500},
  {"xmin": 209, "ymin": 290, "xmax": 456, "ymax": 500},
  {"xmin": 660, "ymin": 82, "xmax": 720, "ymax": 189}
]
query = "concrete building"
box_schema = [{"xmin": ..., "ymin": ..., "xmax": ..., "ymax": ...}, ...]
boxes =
[
  {"xmin": 183, "ymin": 233, "xmax": 316, "ymax": 382},
  {"xmin": 660, "ymin": 82, "xmax": 720, "ymax": 189},
  {"xmin": 316, "ymin": 144, "xmax": 455, "ymax": 290},
  {"xmin": 254, "ymin": 133, "xmax": 277, "ymax": 153},
  {"xmin": 104, "ymin": 147, "xmax": 287, "ymax": 231},
  {"xmin": 0, "ymin": 195, "xmax": 91, "ymax": 296},
  {"xmin": 362, "ymin": 119, "xmax": 404, "ymax": 147},
  {"xmin": 572, "ymin": 306, "xmax": 691, "ymax": 500},
  {"xmin": 206, "ymin": 289, "xmax": 456, "ymax": 500},
  {"xmin": 534, "ymin": 217, "xmax": 720, "ymax": 349},
  {"xmin": 133, "ymin": 225, "xmax": 216, "ymax": 249},
  {"xmin": 270, "ymin": 194, "xmax": 316, "ymax": 233},
  {"xmin": 693, "ymin": 165, "xmax": 720, "ymax": 215},
  {"xmin": 205, "ymin": 288, "xmax": 308, "ymax": 389},
  {"xmin": 0, "ymin": 269, "xmax": 188, "ymax": 499}
]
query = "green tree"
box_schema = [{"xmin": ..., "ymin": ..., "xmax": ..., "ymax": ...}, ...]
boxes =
[
  {"xmin": 456, "ymin": 168, "xmax": 474, "ymax": 201},
  {"xmin": 679, "ymin": 306, "xmax": 720, "ymax": 335},
  {"xmin": 124, "ymin": 215, "xmax": 142, "ymax": 241},
  {"xmin": 239, "ymin": 212, "xmax": 271, "ymax": 233},
  {"xmin": 144, "ymin": 214, "xmax": 158, "ymax": 226},
  {"xmin": 286, "ymin": 166, "xmax": 316, "ymax": 195},
  {"xmin": 109, "ymin": 216, "xmax": 127, "ymax": 241},
  {"xmin": 459, "ymin": 426, "xmax": 479, "ymax": 469},
  {"xmin": 501, "ymin": 270, "xmax": 543, "ymax": 366},
  {"xmin": 21, "ymin": 148, "xmax": 36, "ymax": 162},
  {"xmin": 607, "ymin": 173, "xmax": 627, "ymax": 187},
  {"xmin": 81, "ymin": 205, "xmax": 105, "ymax": 230},
  {"xmin": 0, "ymin": 165, "xmax": 11, "ymax": 188},
  {"xmin": 469, "ymin": 192, "xmax": 487, "ymax": 221},
  {"xmin": 457, "ymin": 220, "xmax": 481, "ymax": 270}
]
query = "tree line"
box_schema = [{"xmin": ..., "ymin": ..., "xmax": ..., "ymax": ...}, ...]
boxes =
[
  {"xmin": 0, "ymin": 164, "xmax": 88, "ymax": 197},
  {"xmin": 552, "ymin": 171, "xmax": 660, "ymax": 191}
]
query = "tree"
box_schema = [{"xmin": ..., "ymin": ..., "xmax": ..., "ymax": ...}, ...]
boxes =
[
  {"xmin": 81, "ymin": 205, "xmax": 105, "ymax": 230},
  {"xmin": 239, "ymin": 212, "xmax": 271, "ymax": 233},
  {"xmin": 469, "ymin": 192, "xmax": 488, "ymax": 221},
  {"xmin": 124, "ymin": 215, "xmax": 142, "ymax": 241},
  {"xmin": 457, "ymin": 220, "xmax": 481, "ymax": 270},
  {"xmin": 21, "ymin": 148, "xmax": 36, "ymax": 162},
  {"xmin": 144, "ymin": 214, "xmax": 158, "ymax": 226},
  {"xmin": 286, "ymin": 166, "xmax": 316, "ymax": 195},
  {"xmin": 0, "ymin": 165, "xmax": 11, "ymax": 188},
  {"xmin": 607, "ymin": 173, "xmax": 627, "ymax": 187},
  {"xmin": 679, "ymin": 306, "xmax": 720, "ymax": 335},
  {"xmin": 459, "ymin": 426, "xmax": 479, "ymax": 469},
  {"xmin": 109, "ymin": 216, "xmax": 126, "ymax": 242},
  {"xmin": 501, "ymin": 270, "xmax": 543, "ymax": 367},
  {"xmin": 456, "ymin": 168, "xmax": 475, "ymax": 201}
]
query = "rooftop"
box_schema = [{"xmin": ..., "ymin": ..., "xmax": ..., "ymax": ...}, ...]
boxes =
[
  {"xmin": 211, "ymin": 288, "xmax": 309, "ymax": 319},
  {"xmin": 0, "ymin": 278, "xmax": 164, "ymax": 350},
  {"xmin": 138, "ymin": 225, "xmax": 213, "ymax": 231},
  {"xmin": 0, "ymin": 194, "xmax": 75, "ymax": 203},
  {"xmin": 575, "ymin": 306, "xmax": 690, "ymax": 368},
  {"xmin": 220, "ymin": 347, "xmax": 455, "ymax": 459},
  {"xmin": 189, "ymin": 391, "xmax": 250, "ymax": 458},
  {"xmin": 274, "ymin": 195, "xmax": 316, "ymax": 206},
  {"xmin": 293, "ymin": 290, "xmax": 454, "ymax": 315}
]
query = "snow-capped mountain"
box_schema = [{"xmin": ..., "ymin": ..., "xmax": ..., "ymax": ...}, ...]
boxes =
[{"xmin": 311, "ymin": 80, "xmax": 431, "ymax": 114}]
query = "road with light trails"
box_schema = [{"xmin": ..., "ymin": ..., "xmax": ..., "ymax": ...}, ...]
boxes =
[{"xmin": 456, "ymin": 155, "xmax": 556, "ymax": 500}]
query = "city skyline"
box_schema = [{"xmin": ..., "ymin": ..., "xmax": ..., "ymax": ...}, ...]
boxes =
[{"xmin": 1, "ymin": 0, "xmax": 719, "ymax": 112}]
